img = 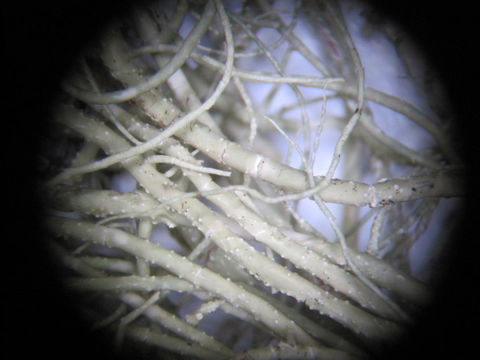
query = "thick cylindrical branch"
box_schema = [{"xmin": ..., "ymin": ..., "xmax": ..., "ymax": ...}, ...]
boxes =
[
  {"xmin": 54, "ymin": 106, "xmax": 402, "ymax": 341},
  {"xmin": 163, "ymin": 141, "xmax": 403, "ymax": 322},
  {"xmin": 68, "ymin": 275, "xmax": 195, "ymax": 293},
  {"xmin": 120, "ymin": 104, "xmax": 421, "ymax": 316},
  {"xmin": 47, "ymin": 186, "xmax": 187, "ymax": 226},
  {"xmin": 47, "ymin": 216, "xmax": 317, "ymax": 346},
  {"xmin": 119, "ymin": 103, "xmax": 432, "ymax": 306},
  {"xmin": 297, "ymin": 236, "xmax": 431, "ymax": 306},
  {"xmin": 139, "ymin": 95, "xmax": 463, "ymax": 206},
  {"xmin": 130, "ymin": 161, "xmax": 400, "ymax": 341}
]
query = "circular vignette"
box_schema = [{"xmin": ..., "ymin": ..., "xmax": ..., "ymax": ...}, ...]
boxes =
[{"xmin": 5, "ymin": 1, "xmax": 477, "ymax": 360}]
